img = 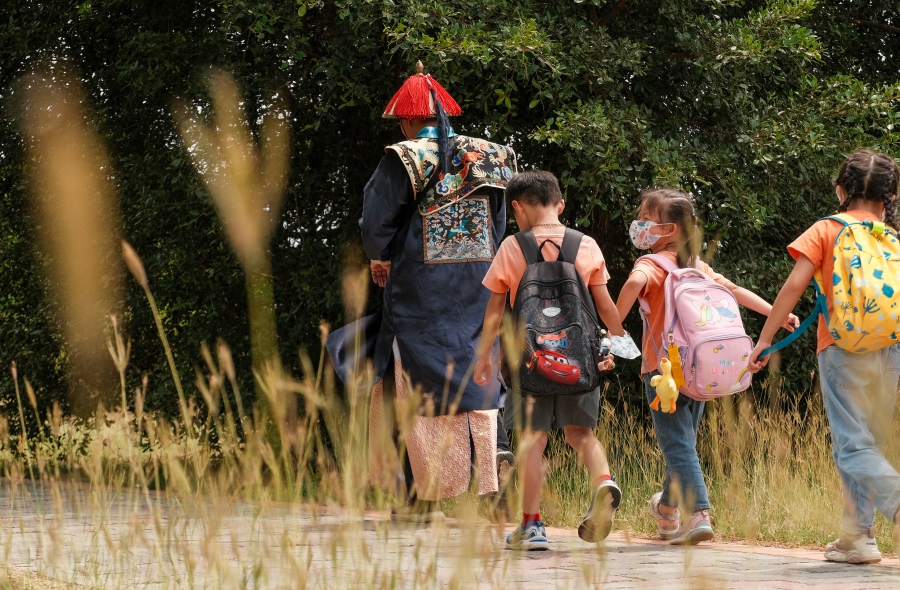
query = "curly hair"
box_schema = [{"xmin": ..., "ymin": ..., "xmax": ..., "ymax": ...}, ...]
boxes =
[
  {"xmin": 834, "ymin": 150, "xmax": 900, "ymax": 231},
  {"xmin": 639, "ymin": 188, "xmax": 700, "ymax": 268}
]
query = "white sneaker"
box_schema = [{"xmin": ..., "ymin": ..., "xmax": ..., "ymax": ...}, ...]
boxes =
[
  {"xmin": 578, "ymin": 477, "xmax": 622, "ymax": 542},
  {"xmin": 506, "ymin": 520, "xmax": 550, "ymax": 551},
  {"xmin": 824, "ymin": 528, "xmax": 882, "ymax": 564}
]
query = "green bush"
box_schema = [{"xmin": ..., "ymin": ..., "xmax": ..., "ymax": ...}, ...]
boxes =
[{"xmin": 0, "ymin": 1, "xmax": 898, "ymax": 420}]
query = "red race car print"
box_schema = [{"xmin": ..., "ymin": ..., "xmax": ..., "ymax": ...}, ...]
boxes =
[{"xmin": 527, "ymin": 350, "xmax": 581, "ymax": 385}]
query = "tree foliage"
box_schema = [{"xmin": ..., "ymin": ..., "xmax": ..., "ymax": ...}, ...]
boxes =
[{"xmin": 0, "ymin": 0, "xmax": 898, "ymax": 416}]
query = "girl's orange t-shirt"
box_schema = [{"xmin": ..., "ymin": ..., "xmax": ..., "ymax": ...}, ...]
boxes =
[
  {"xmin": 631, "ymin": 251, "xmax": 735, "ymax": 374},
  {"xmin": 787, "ymin": 210, "xmax": 881, "ymax": 354},
  {"xmin": 482, "ymin": 229, "xmax": 609, "ymax": 306}
]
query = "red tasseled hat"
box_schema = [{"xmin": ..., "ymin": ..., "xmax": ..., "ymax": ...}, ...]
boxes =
[{"xmin": 382, "ymin": 61, "xmax": 462, "ymax": 119}]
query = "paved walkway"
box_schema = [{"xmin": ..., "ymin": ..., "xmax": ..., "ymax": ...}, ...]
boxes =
[{"xmin": 1, "ymin": 479, "xmax": 898, "ymax": 589}]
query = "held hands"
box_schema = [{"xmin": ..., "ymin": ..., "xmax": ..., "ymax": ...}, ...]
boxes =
[
  {"xmin": 370, "ymin": 260, "xmax": 391, "ymax": 287},
  {"xmin": 747, "ymin": 341, "xmax": 771, "ymax": 373},
  {"xmin": 747, "ymin": 314, "xmax": 799, "ymax": 373}
]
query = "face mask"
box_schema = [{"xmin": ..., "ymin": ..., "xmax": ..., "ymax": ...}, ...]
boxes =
[{"xmin": 629, "ymin": 220, "xmax": 670, "ymax": 250}]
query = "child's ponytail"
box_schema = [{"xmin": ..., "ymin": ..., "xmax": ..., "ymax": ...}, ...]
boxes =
[
  {"xmin": 639, "ymin": 189, "xmax": 700, "ymax": 268},
  {"xmin": 834, "ymin": 150, "xmax": 900, "ymax": 231}
]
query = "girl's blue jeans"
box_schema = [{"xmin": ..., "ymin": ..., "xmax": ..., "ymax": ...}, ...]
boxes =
[
  {"xmin": 644, "ymin": 372, "xmax": 711, "ymax": 512},
  {"xmin": 819, "ymin": 344, "xmax": 900, "ymax": 535}
]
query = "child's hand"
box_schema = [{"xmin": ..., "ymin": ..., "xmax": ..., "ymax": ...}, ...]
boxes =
[
  {"xmin": 597, "ymin": 356, "xmax": 615, "ymax": 372},
  {"xmin": 473, "ymin": 356, "xmax": 493, "ymax": 386},
  {"xmin": 746, "ymin": 341, "xmax": 772, "ymax": 373},
  {"xmin": 781, "ymin": 313, "xmax": 800, "ymax": 332}
]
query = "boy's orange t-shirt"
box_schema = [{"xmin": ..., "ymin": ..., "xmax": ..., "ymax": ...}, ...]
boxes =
[
  {"xmin": 482, "ymin": 228, "xmax": 610, "ymax": 306},
  {"xmin": 632, "ymin": 251, "xmax": 736, "ymax": 374},
  {"xmin": 787, "ymin": 210, "xmax": 881, "ymax": 354}
]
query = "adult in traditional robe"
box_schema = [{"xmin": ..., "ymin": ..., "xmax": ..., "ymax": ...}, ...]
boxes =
[{"xmin": 361, "ymin": 62, "xmax": 517, "ymax": 510}]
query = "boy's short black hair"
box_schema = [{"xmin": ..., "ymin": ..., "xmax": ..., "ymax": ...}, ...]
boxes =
[{"xmin": 505, "ymin": 170, "xmax": 563, "ymax": 207}]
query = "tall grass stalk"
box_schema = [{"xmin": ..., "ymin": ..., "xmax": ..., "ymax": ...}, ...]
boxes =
[{"xmin": 123, "ymin": 241, "xmax": 192, "ymax": 434}]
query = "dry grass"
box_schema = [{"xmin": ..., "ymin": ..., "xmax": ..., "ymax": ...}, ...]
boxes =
[{"xmin": 8, "ymin": 68, "xmax": 900, "ymax": 588}]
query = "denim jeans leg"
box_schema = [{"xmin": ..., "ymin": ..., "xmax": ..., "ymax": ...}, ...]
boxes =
[
  {"xmin": 819, "ymin": 345, "xmax": 900, "ymax": 534},
  {"xmin": 644, "ymin": 372, "xmax": 710, "ymax": 512}
]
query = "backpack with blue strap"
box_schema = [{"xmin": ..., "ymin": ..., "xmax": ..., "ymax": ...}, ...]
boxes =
[{"xmin": 762, "ymin": 213, "xmax": 900, "ymax": 358}]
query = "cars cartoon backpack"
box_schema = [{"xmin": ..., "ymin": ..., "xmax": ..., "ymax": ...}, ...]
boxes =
[
  {"xmin": 512, "ymin": 228, "xmax": 603, "ymax": 396},
  {"xmin": 637, "ymin": 254, "xmax": 753, "ymax": 401},
  {"xmin": 761, "ymin": 214, "xmax": 900, "ymax": 358}
]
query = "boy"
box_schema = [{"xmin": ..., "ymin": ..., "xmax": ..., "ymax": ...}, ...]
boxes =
[{"xmin": 473, "ymin": 170, "xmax": 626, "ymax": 550}]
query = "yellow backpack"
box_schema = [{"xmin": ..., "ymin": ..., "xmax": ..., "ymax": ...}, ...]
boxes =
[
  {"xmin": 820, "ymin": 213, "xmax": 900, "ymax": 352},
  {"xmin": 762, "ymin": 213, "xmax": 900, "ymax": 358}
]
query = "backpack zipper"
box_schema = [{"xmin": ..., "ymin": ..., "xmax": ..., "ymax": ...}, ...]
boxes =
[
  {"xmin": 684, "ymin": 333, "xmax": 753, "ymax": 388},
  {"xmin": 517, "ymin": 278, "xmax": 600, "ymax": 329}
]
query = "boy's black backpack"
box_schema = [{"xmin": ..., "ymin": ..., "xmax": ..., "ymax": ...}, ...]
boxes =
[{"xmin": 512, "ymin": 228, "xmax": 603, "ymax": 396}]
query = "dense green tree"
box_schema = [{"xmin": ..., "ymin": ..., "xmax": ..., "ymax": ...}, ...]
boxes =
[{"xmin": 0, "ymin": 0, "xmax": 897, "ymax": 420}]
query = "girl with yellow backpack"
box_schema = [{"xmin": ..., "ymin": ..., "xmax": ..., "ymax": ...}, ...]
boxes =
[{"xmin": 748, "ymin": 150, "xmax": 900, "ymax": 564}]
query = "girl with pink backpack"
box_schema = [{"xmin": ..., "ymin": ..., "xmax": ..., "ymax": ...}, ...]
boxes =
[{"xmin": 616, "ymin": 189, "xmax": 799, "ymax": 545}]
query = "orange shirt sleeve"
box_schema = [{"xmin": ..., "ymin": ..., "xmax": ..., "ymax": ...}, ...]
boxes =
[
  {"xmin": 632, "ymin": 258, "xmax": 662, "ymax": 299},
  {"xmin": 787, "ymin": 220, "xmax": 832, "ymax": 267},
  {"xmin": 582, "ymin": 237, "xmax": 610, "ymax": 286},
  {"xmin": 482, "ymin": 236, "xmax": 516, "ymax": 294}
]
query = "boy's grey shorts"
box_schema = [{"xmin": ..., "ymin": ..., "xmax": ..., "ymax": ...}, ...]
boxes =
[{"xmin": 503, "ymin": 388, "xmax": 600, "ymax": 432}]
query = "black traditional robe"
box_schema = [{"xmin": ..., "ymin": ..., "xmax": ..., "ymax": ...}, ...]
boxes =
[{"xmin": 360, "ymin": 150, "xmax": 507, "ymax": 415}]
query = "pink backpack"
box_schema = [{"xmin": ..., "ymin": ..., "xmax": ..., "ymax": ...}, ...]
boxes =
[{"xmin": 637, "ymin": 254, "xmax": 753, "ymax": 401}]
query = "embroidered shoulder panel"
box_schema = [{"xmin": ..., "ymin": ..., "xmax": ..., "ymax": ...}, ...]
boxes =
[
  {"xmin": 386, "ymin": 138, "xmax": 440, "ymax": 195},
  {"xmin": 385, "ymin": 136, "xmax": 518, "ymax": 216}
]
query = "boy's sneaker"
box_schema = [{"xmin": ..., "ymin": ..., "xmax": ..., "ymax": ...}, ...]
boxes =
[
  {"xmin": 506, "ymin": 520, "xmax": 550, "ymax": 551},
  {"xmin": 578, "ymin": 478, "xmax": 622, "ymax": 542},
  {"xmin": 669, "ymin": 509, "xmax": 714, "ymax": 545},
  {"xmin": 648, "ymin": 492, "xmax": 679, "ymax": 540},
  {"xmin": 824, "ymin": 528, "xmax": 882, "ymax": 564}
]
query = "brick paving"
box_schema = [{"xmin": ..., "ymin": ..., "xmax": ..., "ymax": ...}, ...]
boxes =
[{"xmin": 1, "ymin": 480, "xmax": 898, "ymax": 589}]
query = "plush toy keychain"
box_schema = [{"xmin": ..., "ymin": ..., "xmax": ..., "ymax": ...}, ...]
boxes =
[{"xmin": 649, "ymin": 358, "xmax": 679, "ymax": 413}]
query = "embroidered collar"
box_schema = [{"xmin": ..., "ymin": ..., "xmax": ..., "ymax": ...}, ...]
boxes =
[{"xmin": 416, "ymin": 126, "xmax": 457, "ymax": 139}]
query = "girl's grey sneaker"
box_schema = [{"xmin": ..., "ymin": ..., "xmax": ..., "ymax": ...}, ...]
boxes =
[
  {"xmin": 669, "ymin": 509, "xmax": 714, "ymax": 545},
  {"xmin": 824, "ymin": 528, "xmax": 882, "ymax": 564},
  {"xmin": 506, "ymin": 520, "xmax": 550, "ymax": 551},
  {"xmin": 578, "ymin": 478, "xmax": 622, "ymax": 542},
  {"xmin": 648, "ymin": 492, "xmax": 679, "ymax": 540}
]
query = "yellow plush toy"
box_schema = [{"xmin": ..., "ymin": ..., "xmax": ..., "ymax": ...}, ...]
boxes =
[{"xmin": 649, "ymin": 358, "xmax": 679, "ymax": 413}]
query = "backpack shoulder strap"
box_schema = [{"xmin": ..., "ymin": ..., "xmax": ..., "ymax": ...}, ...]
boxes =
[
  {"xmin": 822, "ymin": 214, "xmax": 873, "ymax": 249},
  {"xmin": 514, "ymin": 230, "xmax": 543, "ymax": 265},
  {"xmin": 821, "ymin": 213, "xmax": 854, "ymax": 227},
  {"xmin": 635, "ymin": 253, "xmax": 680, "ymax": 274},
  {"xmin": 634, "ymin": 253, "xmax": 681, "ymax": 317},
  {"xmin": 559, "ymin": 229, "xmax": 584, "ymax": 264}
]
